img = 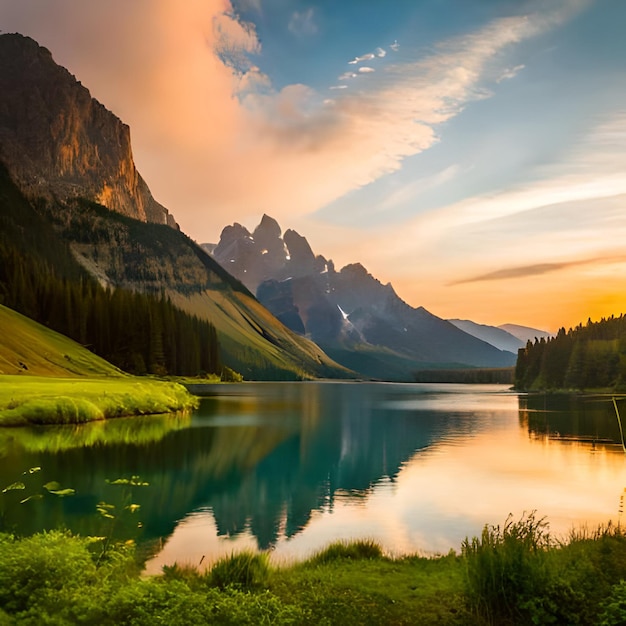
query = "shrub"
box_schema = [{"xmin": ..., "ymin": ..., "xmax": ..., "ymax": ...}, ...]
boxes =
[
  {"xmin": 310, "ymin": 539, "xmax": 384, "ymax": 564},
  {"xmin": 599, "ymin": 580, "xmax": 626, "ymax": 626},
  {"xmin": 208, "ymin": 551, "xmax": 270, "ymax": 590},
  {"xmin": 462, "ymin": 512, "xmax": 554, "ymax": 624},
  {"xmin": 0, "ymin": 531, "xmax": 97, "ymax": 614}
]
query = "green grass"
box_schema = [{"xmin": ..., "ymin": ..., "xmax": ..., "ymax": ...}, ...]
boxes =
[
  {"xmin": 0, "ymin": 376, "xmax": 198, "ymax": 426},
  {"xmin": 0, "ymin": 518, "xmax": 626, "ymax": 624},
  {"xmin": 0, "ymin": 304, "xmax": 123, "ymax": 378}
]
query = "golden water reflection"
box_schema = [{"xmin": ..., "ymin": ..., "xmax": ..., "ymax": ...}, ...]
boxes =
[{"xmin": 146, "ymin": 385, "xmax": 626, "ymax": 571}]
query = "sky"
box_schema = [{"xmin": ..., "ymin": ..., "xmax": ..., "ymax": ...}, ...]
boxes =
[{"xmin": 1, "ymin": 0, "xmax": 625, "ymax": 332}]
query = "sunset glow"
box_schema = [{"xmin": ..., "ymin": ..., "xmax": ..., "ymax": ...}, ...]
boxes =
[{"xmin": 1, "ymin": 0, "xmax": 624, "ymax": 331}]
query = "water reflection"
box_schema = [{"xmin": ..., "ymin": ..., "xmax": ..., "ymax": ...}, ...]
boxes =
[
  {"xmin": 0, "ymin": 383, "xmax": 624, "ymax": 571},
  {"xmin": 519, "ymin": 394, "xmax": 626, "ymax": 449}
]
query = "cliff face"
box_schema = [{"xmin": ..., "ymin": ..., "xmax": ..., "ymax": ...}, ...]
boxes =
[{"xmin": 0, "ymin": 33, "xmax": 175, "ymax": 227}]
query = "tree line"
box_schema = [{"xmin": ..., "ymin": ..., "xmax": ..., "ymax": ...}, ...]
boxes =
[
  {"xmin": 0, "ymin": 242, "xmax": 222, "ymax": 377},
  {"xmin": 515, "ymin": 315, "xmax": 626, "ymax": 390},
  {"xmin": 0, "ymin": 161, "xmax": 224, "ymax": 377}
]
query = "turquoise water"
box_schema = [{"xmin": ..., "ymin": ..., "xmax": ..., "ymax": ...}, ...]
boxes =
[{"xmin": 0, "ymin": 382, "xmax": 624, "ymax": 571}]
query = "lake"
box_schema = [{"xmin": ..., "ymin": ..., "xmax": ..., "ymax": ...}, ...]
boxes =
[{"xmin": 0, "ymin": 382, "xmax": 624, "ymax": 573}]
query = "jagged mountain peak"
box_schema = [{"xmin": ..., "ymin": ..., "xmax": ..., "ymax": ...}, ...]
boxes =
[
  {"xmin": 0, "ymin": 32, "xmax": 176, "ymax": 227},
  {"xmin": 217, "ymin": 222, "xmax": 252, "ymax": 245},
  {"xmin": 209, "ymin": 214, "xmax": 516, "ymax": 378},
  {"xmin": 254, "ymin": 214, "xmax": 282, "ymax": 241},
  {"xmin": 0, "ymin": 35, "xmax": 356, "ymax": 381}
]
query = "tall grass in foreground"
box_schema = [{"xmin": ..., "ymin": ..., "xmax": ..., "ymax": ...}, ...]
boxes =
[
  {"xmin": 462, "ymin": 512, "xmax": 554, "ymax": 624},
  {"xmin": 308, "ymin": 539, "xmax": 383, "ymax": 564},
  {"xmin": 462, "ymin": 512, "xmax": 626, "ymax": 625},
  {"xmin": 1, "ymin": 521, "xmax": 626, "ymax": 624},
  {"xmin": 208, "ymin": 551, "xmax": 271, "ymax": 590}
]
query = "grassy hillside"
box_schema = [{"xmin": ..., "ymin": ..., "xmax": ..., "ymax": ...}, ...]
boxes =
[
  {"xmin": 0, "ymin": 304, "xmax": 122, "ymax": 377},
  {"xmin": 0, "ymin": 304, "xmax": 197, "ymax": 425},
  {"xmin": 170, "ymin": 291, "xmax": 355, "ymax": 380},
  {"xmin": 0, "ymin": 375, "xmax": 196, "ymax": 426}
]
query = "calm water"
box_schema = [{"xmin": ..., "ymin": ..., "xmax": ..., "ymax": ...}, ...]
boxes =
[{"xmin": 0, "ymin": 382, "xmax": 624, "ymax": 572}]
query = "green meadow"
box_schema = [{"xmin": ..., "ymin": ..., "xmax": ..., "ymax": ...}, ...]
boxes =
[
  {"xmin": 0, "ymin": 305, "xmax": 198, "ymax": 426},
  {"xmin": 0, "ymin": 376, "xmax": 198, "ymax": 426}
]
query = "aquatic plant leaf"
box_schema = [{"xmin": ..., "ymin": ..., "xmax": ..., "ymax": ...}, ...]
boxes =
[
  {"xmin": 48, "ymin": 488, "xmax": 76, "ymax": 497},
  {"xmin": 130, "ymin": 475, "xmax": 149, "ymax": 486},
  {"xmin": 2, "ymin": 481, "xmax": 25, "ymax": 493},
  {"xmin": 20, "ymin": 494, "xmax": 43, "ymax": 503}
]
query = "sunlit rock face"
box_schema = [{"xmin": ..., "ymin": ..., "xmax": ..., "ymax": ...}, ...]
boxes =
[{"xmin": 0, "ymin": 33, "xmax": 176, "ymax": 227}]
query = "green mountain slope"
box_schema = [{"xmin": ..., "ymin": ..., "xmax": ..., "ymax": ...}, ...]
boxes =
[{"xmin": 0, "ymin": 304, "xmax": 123, "ymax": 377}]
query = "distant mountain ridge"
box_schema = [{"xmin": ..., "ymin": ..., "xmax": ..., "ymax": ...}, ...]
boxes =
[
  {"xmin": 498, "ymin": 323, "xmax": 553, "ymax": 344},
  {"xmin": 448, "ymin": 319, "xmax": 525, "ymax": 353},
  {"xmin": 206, "ymin": 215, "xmax": 516, "ymax": 380}
]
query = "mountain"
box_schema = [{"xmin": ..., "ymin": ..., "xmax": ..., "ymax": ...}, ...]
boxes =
[
  {"xmin": 0, "ymin": 33, "xmax": 351, "ymax": 381},
  {"xmin": 498, "ymin": 323, "xmax": 553, "ymax": 344},
  {"xmin": 448, "ymin": 319, "xmax": 525, "ymax": 353},
  {"xmin": 207, "ymin": 215, "xmax": 516, "ymax": 380},
  {"xmin": 0, "ymin": 34, "xmax": 175, "ymax": 227}
]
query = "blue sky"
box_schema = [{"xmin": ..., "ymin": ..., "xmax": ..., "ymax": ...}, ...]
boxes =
[{"xmin": 1, "ymin": 0, "xmax": 625, "ymax": 329}]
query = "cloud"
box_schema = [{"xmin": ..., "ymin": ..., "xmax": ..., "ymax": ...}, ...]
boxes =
[
  {"xmin": 376, "ymin": 47, "xmax": 386, "ymax": 57},
  {"xmin": 451, "ymin": 254, "xmax": 626, "ymax": 285},
  {"xmin": 288, "ymin": 8, "xmax": 317, "ymax": 36},
  {"xmin": 0, "ymin": 0, "xmax": 591, "ymax": 245},
  {"xmin": 390, "ymin": 40, "xmax": 400, "ymax": 52},
  {"xmin": 358, "ymin": 66, "xmax": 375, "ymax": 73},
  {"xmin": 452, "ymin": 262, "xmax": 574, "ymax": 284},
  {"xmin": 236, "ymin": 0, "xmax": 262, "ymax": 12},
  {"xmin": 496, "ymin": 64, "xmax": 525, "ymax": 82},
  {"xmin": 213, "ymin": 9, "xmax": 260, "ymax": 72},
  {"xmin": 397, "ymin": 111, "xmax": 626, "ymax": 243},
  {"xmin": 338, "ymin": 71, "xmax": 357, "ymax": 80},
  {"xmin": 329, "ymin": 85, "xmax": 348, "ymax": 90},
  {"xmin": 375, "ymin": 165, "xmax": 461, "ymax": 213},
  {"xmin": 348, "ymin": 52, "xmax": 375, "ymax": 64}
]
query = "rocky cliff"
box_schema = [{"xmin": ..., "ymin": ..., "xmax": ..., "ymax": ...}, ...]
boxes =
[{"xmin": 0, "ymin": 33, "xmax": 175, "ymax": 227}]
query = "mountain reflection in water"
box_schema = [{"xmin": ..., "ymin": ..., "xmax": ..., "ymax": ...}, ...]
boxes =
[{"xmin": 0, "ymin": 383, "xmax": 624, "ymax": 570}]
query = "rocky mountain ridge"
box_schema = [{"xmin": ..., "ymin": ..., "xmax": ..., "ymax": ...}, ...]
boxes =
[
  {"xmin": 206, "ymin": 215, "xmax": 517, "ymax": 379},
  {"xmin": 448, "ymin": 319, "xmax": 525, "ymax": 353}
]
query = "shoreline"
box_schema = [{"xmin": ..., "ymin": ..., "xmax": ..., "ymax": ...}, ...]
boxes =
[{"xmin": 0, "ymin": 375, "xmax": 198, "ymax": 426}]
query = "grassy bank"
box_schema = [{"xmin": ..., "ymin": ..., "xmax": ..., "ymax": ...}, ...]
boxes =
[
  {"xmin": 0, "ymin": 515, "xmax": 625, "ymax": 624},
  {"xmin": 0, "ymin": 376, "xmax": 198, "ymax": 426}
]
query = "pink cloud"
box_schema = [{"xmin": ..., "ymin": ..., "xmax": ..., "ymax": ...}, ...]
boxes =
[{"xmin": 0, "ymin": 0, "xmax": 587, "ymax": 249}]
